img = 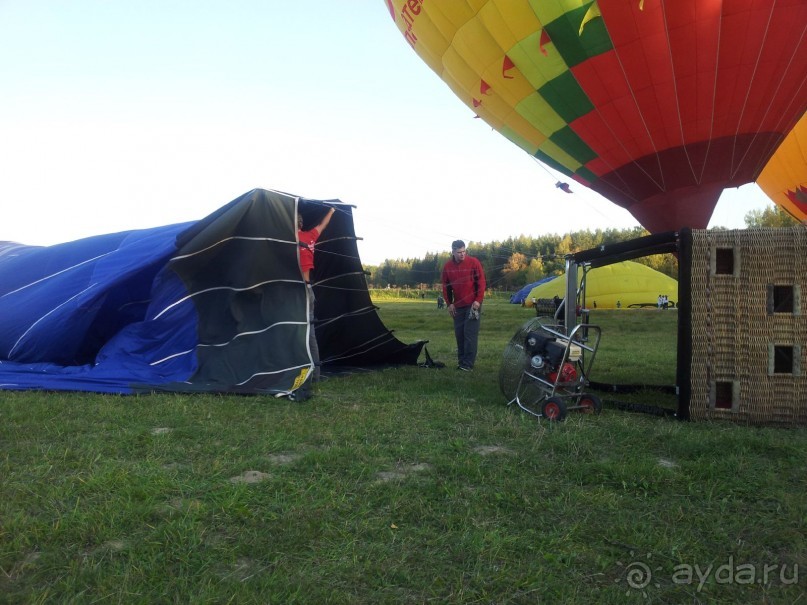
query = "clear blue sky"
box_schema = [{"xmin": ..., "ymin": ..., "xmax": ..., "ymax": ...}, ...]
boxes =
[{"xmin": 0, "ymin": 0, "xmax": 773, "ymax": 264}]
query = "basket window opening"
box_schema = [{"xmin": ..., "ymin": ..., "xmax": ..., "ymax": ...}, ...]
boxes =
[
  {"xmin": 773, "ymin": 286, "xmax": 794, "ymax": 314},
  {"xmin": 714, "ymin": 381, "xmax": 734, "ymax": 409},
  {"xmin": 715, "ymin": 248, "xmax": 734, "ymax": 275},
  {"xmin": 774, "ymin": 346, "xmax": 794, "ymax": 374}
]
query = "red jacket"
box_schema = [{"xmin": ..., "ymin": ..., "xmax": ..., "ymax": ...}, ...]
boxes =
[{"xmin": 442, "ymin": 256, "xmax": 486, "ymax": 307}]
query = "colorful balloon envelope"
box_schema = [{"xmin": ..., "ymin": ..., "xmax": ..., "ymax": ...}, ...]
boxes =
[
  {"xmin": 758, "ymin": 112, "xmax": 807, "ymax": 223},
  {"xmin": 384, "ymin": 0, "xmax": 807, "ymax": 232}
]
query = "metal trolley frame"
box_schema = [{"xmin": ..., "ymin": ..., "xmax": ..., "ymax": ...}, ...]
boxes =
[{"xmin": 506, "ymin": 319, "xmax": 603, "ymax": 421}]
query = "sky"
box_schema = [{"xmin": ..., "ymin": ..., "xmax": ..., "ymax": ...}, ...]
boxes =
[{"xmin": 0, "ymin": 0, "xmax": 776, "ymax": 265}]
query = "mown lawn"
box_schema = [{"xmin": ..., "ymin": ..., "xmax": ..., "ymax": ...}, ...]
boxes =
[{"xmin": 1, "ymin": 299, "xmax": 805, "ymax": 604}]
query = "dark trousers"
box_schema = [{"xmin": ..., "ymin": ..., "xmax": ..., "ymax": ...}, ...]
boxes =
[
  {"xmin": 306, "ymin": 284, "xmax": 320, "ymax": 381},
  {"xmin": 453, "ymin": 306, "xmax": 481, "ymax": 368}
]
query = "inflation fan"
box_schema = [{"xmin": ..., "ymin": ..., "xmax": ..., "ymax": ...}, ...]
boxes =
[{"xmin": 499, "ymin": 316, "xmax": 603, "ymax": 421}]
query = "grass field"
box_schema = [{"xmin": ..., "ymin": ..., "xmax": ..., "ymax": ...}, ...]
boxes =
[{"xmin": 2, "ymin": 299, "xmax": 806, "ymax": 604}]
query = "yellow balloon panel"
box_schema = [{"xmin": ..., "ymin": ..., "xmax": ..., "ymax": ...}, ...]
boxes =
[
  {"xmin": 525, "ymin": 261, "xmax": 678, "ymax": 310},
  {"xmin": 495, "ymin": 111, "xmax": 547, "ymax": 154},
  {"xmin": 500, "ymin": 125, "xmax": 541, "ymax": 156},
  {"xmin": 444, "ymin": 18, "xmax": 536, "ymax": 109},
  {"xmin": 529, "ymin": 0, "xmax": 589, "ymax": 25},
  {"xmin": 450, "ymin": 18, "xmax": 501, "ymax": 70},
  {"xmin": 422, "ymin": 2, "xmax": 478, "ymax": 35},
  {"xmin": 507, "ymin": 32, "xmax": 566, "ymax": 89},
  {"xmin": 440, "ymin": 72, "xmax": 506, "ymax": 131},
  {"xmin": 536, "ymin": 139, "xmax": 584, "ymax": 173},
  {"xmin": 387, "ymin": 0, "xmax": 566, "ymax": 151},
  {"xmin": 472, "ymin": 99, "xmax": 544, "ymax": 149},
  {"xmin": 474, "ymin": 93, "xmax": 524, "ymax": 127},
  {"xmin": 509, "ymin": 113, "xmax": 548, "ymax": 151},
  {"xmin": 478, "ymin": 0, "xmax": 545, "ymax": 49},
  {"xmin": 757, "ymin": 113, "xmax": 807, "ymax": 223},
  {"xmin": 441, "ymin": 46, "xmax": 488, "ymax": 95},
  {"xmin": 515, "ymin": 94, "xmax": 567, "ymax": 140},
  {"xmin": 392, "ymin": 7, "xmax": 447, "ymax": 74}
]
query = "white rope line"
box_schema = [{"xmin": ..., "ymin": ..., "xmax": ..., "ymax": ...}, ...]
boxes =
[
  {"xmin": 314, "ymin": 247, "xmax": 364, "ymax": 261},
  {"xmin": 150, "ymin": 320, "xmax": 308, "ymax": 365},
  {"xmin": 749, "ymin": 71, "xmax": 807, "ymax": 177},
  {"xmin": 587, "ymin": 5, "xmax": 667, "ymax": 198},
  {"xmin": 235, "ymin": 362, "xmax": 312, "ymax": 386},
  {"xmin": 315, "ymin": 305, "xmax": 379, "ymax": 329},
  {"xmin": 1, "ymin": 251, "xmax": 112, "ymax": 298},
  {"xmin": 731, "ymin": 7, "xmax": 807, "ymax": 178},
  {"xmin": 8, "ymin": 283, "xmax": 98, "ymax": 358},
  {"xmin": 170, "ymin": 235, "xmax": 296, "ymax": 262},
  {"xmin": 728, "ymin": 1, "xmax": 776, "ymax": 179},
  {"xmin": 697, "ymin": 0, "xmax": 723, "ymax": 185},
  {"xmin": 150, "ymin": 349, "xmax": 194, "ymax": 366},
  {"xmin": 320, "ymin": 235, "xmax": 360, "ymax": 244},
  {"xmin": 152, "ymin": 279, "xmax": 302, "ymax": 319},
  {"xmin": 529, "ymin": 157, "xmax": 632, "ymax": 223},
  {"xmin": 314, "ymin": 284, "xmax": 373, "ymax": 293},
  {"xmin": 321, "ymin": 334, "xmax": 402, "ymax": 365},
  {"xmin": 314, "ymin": 271, "xmax": 368, "ymax": 286},
  {"xmin": 322, "ymin": 331, "xmax": 391, "ymax": 359},
  {"xmin": 660, "ymin": 0, "xmax": 699, "ymax": 186},
  {"xmin": 198, "ymin": 320, "xmax": 307, "ymax": 348}
]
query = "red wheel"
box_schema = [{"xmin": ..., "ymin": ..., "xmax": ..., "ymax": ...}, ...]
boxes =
[
  {"xmin": 541, "ymin": 397, "xmax": 568, "ymax": 422},
  {"xmin": 579, "ymin": 394, "xmax": 603, "ymax": 415}
]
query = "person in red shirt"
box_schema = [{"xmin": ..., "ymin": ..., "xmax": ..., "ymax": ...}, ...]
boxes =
[
  {"xmin": 298, "ymin": 207, "xmax": 335, "ymax": 283},
  {"xmin": 298, "ymin": 206, "xmax": 335, "ymax": 383},
  {"xmin": 441, "ymin": 239, "xmax": 486, "ymax": 371}
]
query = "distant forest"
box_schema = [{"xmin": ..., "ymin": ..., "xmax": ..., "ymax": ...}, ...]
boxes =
[
  {"xmin": 363, "ymin": 226, "xmax": 677, "ymax": 291},
  {"xmin": 361, "ymin": 203, "xmax": 796, "ymax": 291}
]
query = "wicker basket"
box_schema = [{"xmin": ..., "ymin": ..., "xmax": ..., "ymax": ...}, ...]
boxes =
[{"xmin": 687, "ymin": 227, "xmax": 807, "ymax": 425}]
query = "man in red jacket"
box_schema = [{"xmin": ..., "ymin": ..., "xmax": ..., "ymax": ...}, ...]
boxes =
[{"xmin": 441, "ymin": 239, "xmax": 486, "ymax": 371}]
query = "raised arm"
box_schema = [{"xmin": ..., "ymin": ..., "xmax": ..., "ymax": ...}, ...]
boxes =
[{"xmin": 315, "ymin": 207, "xmax": 336, "ymax": 234}]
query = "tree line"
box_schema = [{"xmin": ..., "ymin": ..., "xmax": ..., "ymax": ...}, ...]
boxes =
[
  {"xmin": 362, "ymin": 205, "xmax": 797, "ymax": 291},
  {"xmin": 363, "ymin": 226, "xmax": 675, "ymax": 291}
]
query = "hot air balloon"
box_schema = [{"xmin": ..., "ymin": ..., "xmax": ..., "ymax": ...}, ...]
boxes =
[
  {"xmin": 384, "ymin": 0, "xmax": 807, "ymax": 233},
  {"xmin": 757, "ymin": 112, "xmax": 807, "ymax": 223}
]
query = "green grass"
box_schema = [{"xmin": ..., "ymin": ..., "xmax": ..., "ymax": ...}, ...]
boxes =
[{"xmin": 1, "ymin": 300, "xmax": 805, "ymax": 604}]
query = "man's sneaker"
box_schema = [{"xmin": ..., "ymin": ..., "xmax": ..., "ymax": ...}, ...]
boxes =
[{"xmin": 457, "ymin": 365, "xmax": 472, "ymax": 372}]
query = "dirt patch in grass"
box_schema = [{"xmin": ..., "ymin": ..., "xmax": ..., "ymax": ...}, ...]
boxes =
[
  {"xmin": 473, "ymin": 445, "xmax": 516, "ymax": 456},
  {"xmin": 161, "ymin": 462, "xmax": 188, "ymax": 472},
  {"xmin": 83, "ymin": 540, "xmax": 128, "ymax": 558},
  {"xmin": 375, "ymin": 462, "xmax": 431, "ymax": 482},
  {"xmin": 229, "ymin": 470, "xmax": 271, "ymax": 484},
  {"xmin": 266, "ymin": 452, "xmax": 301, "ymax": 465},
  {"xmin": 215, "ymin": 557, "xmax": 267, "ymax": 582}
]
